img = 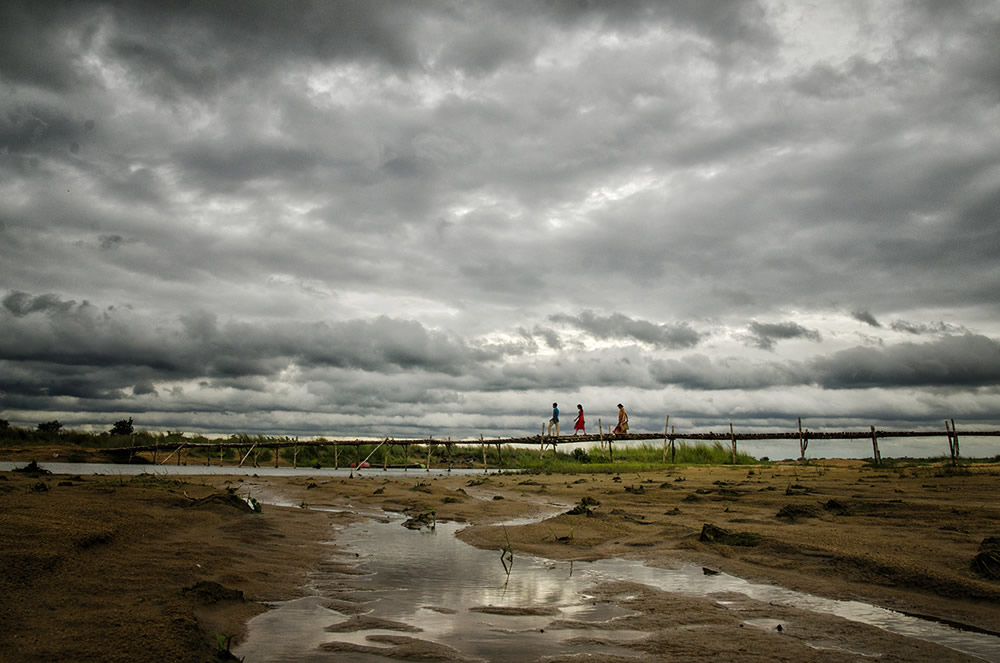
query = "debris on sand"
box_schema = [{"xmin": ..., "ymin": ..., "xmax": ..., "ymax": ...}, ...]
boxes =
[
  {"xmin": 823, "ymin": 499, "xmax": 850, "ymax": 515},
  {"xmin": 185, "ymin": 492, "xmax": 258, "ymax": 513},
  {"xmin": 14, "ymin": 460, "xmax": 50, "ymax": 475},
  {"xmin": 776, "ymin": 504, "xmax": 821, "ymax": 520},
  {"xmin": 972, "ymin": 537, "xmax": 1000, "ymax": 579},
  {"xmin": 699, "ymin": 523, "xmax": 763, "ymax": 547},
  {"xmin": 402, "ymin": 510, "xmax": 436, "ymax": 530},
  {"xmin": 181, "ymin": 580, "xmax": 245, "ymax": 605}
]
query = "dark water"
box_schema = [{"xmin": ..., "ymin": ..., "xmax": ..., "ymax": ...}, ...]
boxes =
[{"xmin": 235, "ymin": 514, "xmax": 1000, "ymax": 663}]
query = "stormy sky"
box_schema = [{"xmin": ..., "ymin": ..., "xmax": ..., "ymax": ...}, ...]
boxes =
[{"xmin": 2, "ymin": 1, "xmax": 999, "ymax": 452}]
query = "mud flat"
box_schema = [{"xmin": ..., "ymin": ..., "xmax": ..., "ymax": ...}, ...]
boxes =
[{"xmin": 3, "ymin": 457, "xmax": 1000, "ymax": 660}]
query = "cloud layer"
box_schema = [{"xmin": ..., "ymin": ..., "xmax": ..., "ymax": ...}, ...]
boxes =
[{"xmin": 2, "ymin": 0, "xmax": 999, "ymax": 445}]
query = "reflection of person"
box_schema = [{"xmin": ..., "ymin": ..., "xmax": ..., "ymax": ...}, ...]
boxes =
[
  {"xmin": 613, "ymin": 403, "xmax": 629, "ymax": 434},
  {"xmin": 574, "ymin": 404, "xmax": 585, "ymax": 435},
  {"xmin": 548, "ymin": 402, "xmax": 560, "ymax": 437}
]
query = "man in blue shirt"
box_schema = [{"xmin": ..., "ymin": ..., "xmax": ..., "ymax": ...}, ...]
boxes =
[{"xmin": 548, "ymin": 403, "xmax": 560, "ymax": 437}]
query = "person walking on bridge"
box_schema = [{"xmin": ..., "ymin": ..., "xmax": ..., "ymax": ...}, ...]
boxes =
[
  {"xmin": 573, "ymin": 404, "xmax": 586, "ymax": 435},
  {"xmin": 548, "ymin": 403, "xmax": 560, "ymax": 437},
  {"xmin": 613, "ymin": 403, "xmax": 629, "ymax": 435}
]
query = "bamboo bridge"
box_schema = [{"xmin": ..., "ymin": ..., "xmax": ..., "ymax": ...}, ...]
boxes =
[{"xmin": 106, "ymin": 418, "xmax": 1000, "ymax": 469}]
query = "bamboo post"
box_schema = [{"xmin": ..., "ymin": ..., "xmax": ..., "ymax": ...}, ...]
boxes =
[
  {"xmin": 128, "ymin": 434, "xmax": 136, "ymax": 464},
  {"xmin": 427, "ymin": 438, "xmax": 432, "ymax": 472},
  {"xmin": 293, "ymin": 445, "xmax": 298, "ymax": 469},
  {"xmin": 218, "ymin": 444, "xmax": 223, "ymax": 467},
  {"xmin": 252, "ymin": 445, "xmax": 258, "ymax": 468},
  {"xmin": 662, "ymin": 415, "xmax": 670, "ymax": 462},
  {"xmin": 946, "ymin": 419, "xmax": 960, "ymax": 466},
  {"xmin": 598, "ymin": 419, "xmax": 605, "ymax": 459},
  {"xmin": 404, "ymin": 443, "xmax": 409, "ymax": 469},
  {"xmin": 333, "ymin": 443, "xmax": 338, "ymax": 469},
  {"xmin": 178, "ymin": 444, "xmax": 183, "ymax": 466},
  {"xmin": 238, "ymin": 443, "xmax": 256, "ymax": 467},
  {"xmin": 729, "ymin": 423, "xmax": 737, "ymax": 464},
  {"xmin": 447, "ymin": 438, "xmax": 453, "ymax": 472},
  {"xmin": 540, "ymin": 423, "xmax": 546, "ymax": 458},
  {"xmin": 496, "ymin": 441, "xmax": 503, "ymax": 468},
  {"xmin": 608, "ymin": 422, "xmax": 614, "ymax": 463},
  {"xmin": 481, "ymin": 434, "xmax": 487, "ymax": 472},
  {"xmin": 952, "ymin": 418, "xmax": 960, "ymax": 460},
  {"xmin": 356, "ymin": 443, "xmax": 362, "ymax": 467},
  {"xmin": 798, "ymin": 417, "xmax": 808, "ymax": 461},
  {"xmin": 870, "ymin": 425, "xmax": 881, "ymax": 466},
  {"xmin": 670, "ymin": 425, "xmax": 676, "ymax": 463},
  {"xmin": 274, "ymin": 444, "xmax": 279, "ymax": 468},
  {"xmin": 160, "ymin": 442, "xmax": 186, "ymax": 466}
]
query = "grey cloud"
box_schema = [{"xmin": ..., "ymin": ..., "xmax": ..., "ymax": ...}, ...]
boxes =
[
  {"xmin": 852, "ymin": 310, "xmax": 881, "ymax": 327},
  {"xmin": 890, "ymin": 320, "xmax": 969, "ymax": 336},
  {"xmin": 812, "ymin": 334, "xmax": 1000, "ymax": 389},
  {"xmin": 550, "ymin": 311, "xmax": 703, "ymax": 349},
  {"xmin": 2, "ymin": 291, "xmax": 81, "ymax": 317},
  {"xmin": 743, "ymin": 321, "xmax": 822, "ymax": 351}
]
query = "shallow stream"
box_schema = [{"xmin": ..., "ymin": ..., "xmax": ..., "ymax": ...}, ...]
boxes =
[{"xmin": 235, "ymin": 511, "xmax": 1000, "ymax": 663}]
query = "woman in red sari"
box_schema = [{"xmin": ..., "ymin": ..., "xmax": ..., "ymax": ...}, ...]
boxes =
[{"xmin": 573, "ymin": 404, "xmax": 585, "ymax": 435}]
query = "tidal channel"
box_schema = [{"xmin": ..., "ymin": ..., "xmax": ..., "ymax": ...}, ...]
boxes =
[{"xmin": 236, "ymin": 510, "xmax": 1000, "ymax": 663}]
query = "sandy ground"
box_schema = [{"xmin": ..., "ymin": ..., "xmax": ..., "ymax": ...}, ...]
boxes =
[{"xmin": 3, "ymin": 450, "xmax": 1000, "ymax": 661}]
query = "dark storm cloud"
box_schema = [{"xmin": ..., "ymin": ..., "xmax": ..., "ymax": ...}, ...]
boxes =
[
  {"xmin": 812, "ymin": 334, "xmax": 1000, "ymax": 389},
  {"xmin": 0, "ymin": 291, "xmax": 530, "ymax": 396},
  {"xmin": 743, "ymin": 321, "xmax": 822, "ymax": 351},
  {"xmin": 852, "ymin": 310, "xmax": 881, "ymax": 328},
  {"xmin": 550, "ymin": 311, "xmax": 703, "ymax": 349},
  {"xmin": 2, "ymin": 1, "xmax": 1000, "ymax": 436}
]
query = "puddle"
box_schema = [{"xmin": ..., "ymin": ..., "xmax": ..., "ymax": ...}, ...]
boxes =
[{"xmin": 236, "ymin": 515, "xmax": 1000, "ymax": 663}]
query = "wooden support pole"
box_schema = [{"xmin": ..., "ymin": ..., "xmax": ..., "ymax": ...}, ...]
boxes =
[
  {"xmin": 274, "ymin": 445, "xmax": 280, "ymax": 468},
  {"xmin": 333, "ymin": 443, "xmax": 338, "ymax": 469},
  {"xmin": 239, "ymin": 443, "xmax": 256, "ymax": 467},
  {"xmin": 540, "ymin": 423, "xmax": 546, "ymax": 458},
  {"xmin": 219, "ymin": 444, "xmax": 223, "ymax": 467},
  {"xmin": 670, "ymin": 425, "xmax": 676, "ymax": 463},
  {"xmin": 293, "ymin": 445, "xmax": 298, "ymax": 469},
  {"xmin": 798, "ymin": 417, "xmax": 808, "ymax": 461},
  {"xmin": 481, "ymin": 434, "xmax": 487, "ymax": 472},
  {"xmin": 160, "ymin": 442, "xmax": 186, "ymax": 466},
  {"xmin": 427, "ymin": 439, "xmax": 432, "ymax": 472},
  {"xmin": 608, "ymin": 421, "xmax": 614, "ymax": 463},
  {"xmin": 384, "ymin": 440, "xmax": 389, "ymax": 470},
  {"xmin": 729, "ymin": 423, "xmax": 737, "ymax": 464},
  {"xmin": 252, "ymin": 445, "xmax": 259, "ymax": 468},
  {"xmin": 153, "ymin": 439, "xmax": 159, "ymax": 465},
  {"xmin": 662, "ymin": 415, "xmax": 670, "ymax": 462},
  {"xmin": 598, "ymin": 419, "xmax": 605, "ymax": 459},
  {"xmin": 496, "ymin": 441, "xmax": 503, "ymax": 468},
  {"xmin": 946, "ymin": 419, "xmax": 960, "ymax": 466},
  {"xmin": 952, "ymin": 418, "xmax": 960, "ymax": 460},
  {"xmin": 870, "ymin": 425, "xmax": 881, "ymax": 466}
]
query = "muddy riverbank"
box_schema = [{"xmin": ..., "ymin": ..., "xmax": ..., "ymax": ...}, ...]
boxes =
[{"xmin": 3, "ymin": 457, "xmax": 1000, "ymax": 660}]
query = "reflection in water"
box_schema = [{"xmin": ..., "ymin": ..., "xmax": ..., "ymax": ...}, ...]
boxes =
[{"xmin": 237, "ymin": 516, "xmax": 1000, "ymax": 663}]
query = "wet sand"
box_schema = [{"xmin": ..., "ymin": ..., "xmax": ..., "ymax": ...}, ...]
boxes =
[{"xmin": 2, "ymin": 454, "xmax": 1000, "ymax": 661}]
